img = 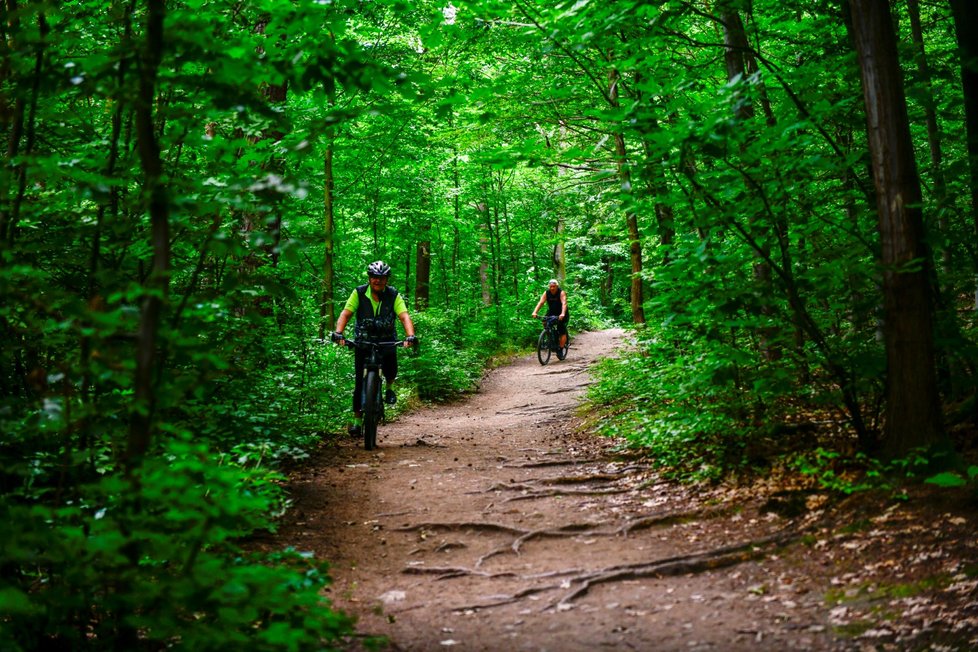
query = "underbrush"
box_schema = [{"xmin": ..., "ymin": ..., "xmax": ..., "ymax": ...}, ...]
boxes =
[
  {"xmin": 586, "ymin": 331, "xmax": 978, "ymax": 501},
  {"xmin": 586, "ymin": 332, "xmax": 836, "ymax": 482},
  {"xmin": 0, "ymin": 436, "xmax": 353, "ymax": 651}
]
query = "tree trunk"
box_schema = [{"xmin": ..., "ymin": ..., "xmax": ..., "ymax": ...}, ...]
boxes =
[
  {"xmin": 948, "ymin": 0, "xmax": 978, "ymax": 310},
  {"xmin": 497, "ymin": 173, "xmax": 519, "ymax": 297},
  {"xmin": 403, "ymin": 246, "xmax": 411, "ymax": 298},
  {"xmin": 321, "ymin": 135, "xmax": 336, "ymax": 337},
  {"xmin": 551, "ymin": 124, "xmax": 568, "ymax": 286},
  {"xmin": 848, "ymin": 0, "xmax": 946, "ymax": 457},
  {"xmin": 478, "ymin": 203, "xmax": 492, "ymax": 306},
  {"xmin": 607, "ymin": 60, "xmax": 645, "ymax": 324},
  {"xmin": 907, "ymin": 0, "xmax": 950, "ymax": 273},
  {"xmin": 239, "ymin": 17, "xmax": 288, "ymax": 319},
  {"xmin": 1, "ymin": 2, "xmax": 45, "ymax": 245},
  {"xmin": 415, "ymin": 240, "xmax": 430, "ymax": 310},
  {"xmin": 319, "ymin": 71, "xmax": 338, "ymax": 338},
  {"xmin": 128, "ymin": 0, "xmax": 169, "ymax": 466},
  {"xmin": 720, "ymin": 7, "xmax": 755, "ymax": 121},
  {"xmin": 553, "ymin": 213, "xmax": 566, "ymax": 284},
  {"xmin": 722, "ymin": 4, "xmax": 781, "ymax": 362}
]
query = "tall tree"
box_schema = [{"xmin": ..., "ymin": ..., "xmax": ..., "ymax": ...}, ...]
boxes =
[
  {"xmin": 719, "ymin": 2, "xmax": 781, "ymax": 361},
  {"xmin": 608, "ymin": 57, "xmax": 646, "ymax": 324},
  {"xmin": 415, "ymin": 239, "xmax": 431, "ymax": 309},
  {"xmin": 848, "ymin": 0, "xmax": 946, "ymax": 457},
  {"xmin": 948, "ymin": 0, "xmax": 978, "ymax": 309},
  {"xmin": 128, "ymin": 0, "xmax": 169, "ymax": 466},
  {"xmin": 320, "ymin": 76, "xmax": 338, "ymax": 338},
  {"xmin": 906, "ymin": 0, "xmax": 949, "ymax": 272}
]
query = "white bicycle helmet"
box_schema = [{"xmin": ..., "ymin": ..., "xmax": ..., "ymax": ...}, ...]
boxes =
[{"xmin": 367, "ymin": 260, "xmax": 391, "ymax": 277}]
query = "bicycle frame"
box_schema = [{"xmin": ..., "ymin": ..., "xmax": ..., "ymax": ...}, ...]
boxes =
[
  {"xmin": 343, "ymin": 338, "xmax": 405, "ymax": 450},
  {"xmin": 536, "ymin": 315, "xmax": 563, "ymax": 365}
]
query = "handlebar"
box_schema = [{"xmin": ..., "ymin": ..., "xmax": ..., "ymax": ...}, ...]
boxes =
[{"xmin": 330, "ymin": 332, "xmax": 418, "ymax": 350}]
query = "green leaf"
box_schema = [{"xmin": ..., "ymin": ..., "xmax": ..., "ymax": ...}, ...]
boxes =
[{"xmin": 925, "ymin": 472, "xmax": 968, "ymax": 488}]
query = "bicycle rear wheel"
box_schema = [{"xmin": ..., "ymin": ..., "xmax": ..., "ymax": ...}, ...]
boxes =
[
  {"xmin": 362, "ymin": 370, "xmax": 381, "ymax": 450},
  {"xmin": 537, "ymin": 330, "xmax": 551, "ymax": 365}
]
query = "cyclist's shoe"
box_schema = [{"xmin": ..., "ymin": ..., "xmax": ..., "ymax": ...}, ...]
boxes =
[
  {"xmin": 348, "ymin": 424, "xmax": 362, "ymax": 437},
  {"xmin": 385, "ymin": 389, "xmax": 397, "ymax": 405}
]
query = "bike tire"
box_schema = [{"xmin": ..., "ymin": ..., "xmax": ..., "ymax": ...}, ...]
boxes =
[
  {"xmin": 537, "ymin": 330, "xmax": 551, "ymax": 365},
  {"xmin": 362, "ymin": 370, "xmax": 381, "ymax": 450}
]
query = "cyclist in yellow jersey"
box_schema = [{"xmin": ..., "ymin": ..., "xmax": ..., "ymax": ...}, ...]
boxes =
[{"xmin": 333, "ymin": 261, "xmax": 416, "ymax": 437}]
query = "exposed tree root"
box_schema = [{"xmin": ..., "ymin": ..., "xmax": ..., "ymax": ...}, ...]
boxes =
[
  {"xmin": 497, "ymin": 404, "xmax": 565, "ymax": 416},
  {"xmin": 474, "ymin": 466, "xmax": 667, "ymax": 502},
  {"xmin": 501, "ymin": 459, "xmax": 601, "ymax": 469},
  {"xmin": 481, "ymin": 469, "xmax": 653, "ymax": 491},
  {"xmin": 454, "ymin": 584, "xmax": 557, "ymax": 610},
  {"xmin": 542, "ymin": 383, "xmax": 590, "ymax": 395},
  {"xmin": 476, "ymin": 522, "xmax": 614, "ymax": 566},
  {"xmin": 391, "ymin": 521, "xmax": 527, "ymax": 536},
  {"xmin": 434, "ymin": 541, "xmax": 467, "ymax": 553},
  {"xmin": 502, "ymin": 487, "xmax": 633, "ymax": 502},
  {"xmin": 531, "ymin": 366, "xmax": 584, "ymax": 377},
  {"xmin": 616, "ymin": 504, "xmax": 735, "ymax": 536},
  {"xmin": 391, "ymin": 505, "xmax": 726, "ymax": 569},
  {"xmin": 546, "ymin": 526, "xmax": 800, "ymax": 610},
  {"xmin": 402, "ymin": 566, "xmax": 518, "ymax": 580},
  {"xmin": 448, "ymin": 525, "xmax": 803, "ymax": 612}
]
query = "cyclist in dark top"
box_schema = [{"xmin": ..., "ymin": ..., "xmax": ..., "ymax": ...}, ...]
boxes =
[
  {"xmin": 531, "ymin": 278, "xmax": 569, "ymax": 349},
  {"xmin": 333, "ymin": 260, "xmax": 416, "ymax": 437}
]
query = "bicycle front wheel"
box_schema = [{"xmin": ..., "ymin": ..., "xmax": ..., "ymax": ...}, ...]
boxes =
[
  {"xmin": 537, "ymin": 330, "xmax": 551, "ymax": 365},
  {"xmin": 362, "ymin": 370, "xmax": 381, "ymax": 450}
]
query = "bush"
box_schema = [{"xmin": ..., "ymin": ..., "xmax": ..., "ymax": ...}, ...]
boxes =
[{"xmin": 0, "ymin": 436, "xmax": 352, "ymax": 651}]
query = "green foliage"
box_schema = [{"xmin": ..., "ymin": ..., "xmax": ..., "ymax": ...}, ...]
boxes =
[
  {"xmin": 792, "ymin": 449, "xmax": 886, "ymax": 495},
  {"xmin": 0, "ymin": 438, "xmax": 352, "ymax": 651},
  {"xmin": 397, "ymin": 311, "xmax": 486, "ymax": 400},
  {"xmin": 3, "ymin": 0, "xmax": 978, "ymax": 644},
  {"xmin": 926, "ymin": 466, "xmax": 978, "ymax": 494},
  {"xmin": 792, "ymin": 448, "xmax": 960, "ymax": 496},
  {"xmin": 588, "ymin": 323, "xmax": 819, "ymax": 480}
]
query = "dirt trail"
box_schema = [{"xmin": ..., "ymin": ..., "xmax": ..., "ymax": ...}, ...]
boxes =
[{"xmin": 270, "ymin": 329, "xmax": 977, "ymax": 652}]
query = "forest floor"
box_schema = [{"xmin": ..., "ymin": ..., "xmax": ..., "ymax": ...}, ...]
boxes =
[{"xmin": 261, "ymin": 329, "xmax": 978, "ymax": 652}]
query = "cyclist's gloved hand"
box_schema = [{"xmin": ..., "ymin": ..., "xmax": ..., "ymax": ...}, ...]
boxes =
[
  {"xmin": 330, "ymin": 331, "xmax": 344, "ymax": 343},
  {"xmin": 405, "ymin": 335, "xmax": 418, "ymax": 347}
]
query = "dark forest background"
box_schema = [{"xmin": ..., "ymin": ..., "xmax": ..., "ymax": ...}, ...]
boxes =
[{"xmin": 2, "ymin": 0, "xmax": 978, "ymax": 648}]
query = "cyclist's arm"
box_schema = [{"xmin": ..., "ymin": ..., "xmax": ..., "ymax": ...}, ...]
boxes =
[
  {"xmin": 560, "ymin": 291, "xmax": 567, "ymax": 320},
  {"xmin": 332, "ymin": 290, "xmax": 359, "ymax": 342},
  {"xmin": 333, "ymin": 309, "xmax": 354, "ymax": 343},
  {"xmin": 398, "ymin": 310, "xmax": 416, "ymax": 346},
  {"xmin": 531, "ymin": 292, "xmax": 546, "ymax": 317},
  {"xmin": 335, "ymin": 308, "xmax": 354, "ymax": 333}
]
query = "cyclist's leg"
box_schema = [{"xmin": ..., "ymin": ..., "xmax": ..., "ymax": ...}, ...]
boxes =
[
  {"xmin": 381, "ymin": 348, "xmax": 398, "ymax": 404},
  {"xmin": 558, "ymin": 315, "xmax": 569, "ymax": 349},
  {"xmin": 353, "ymin": 349, "xmax": 367, "ymax": 412}
]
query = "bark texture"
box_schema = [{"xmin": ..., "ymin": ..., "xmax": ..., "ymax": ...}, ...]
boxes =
[{"xmin": 848, "ymin": 0, "xmax": 944, "ymax": 457}]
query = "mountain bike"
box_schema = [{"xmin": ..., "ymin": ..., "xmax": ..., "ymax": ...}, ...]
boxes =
[
  {"xmin": 333, "ymin": 335, "xmax": 411, "ymax": 451},
  {"xmin": 536, "ymin": 315, "xmax": 569, "ymax": 365}
]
